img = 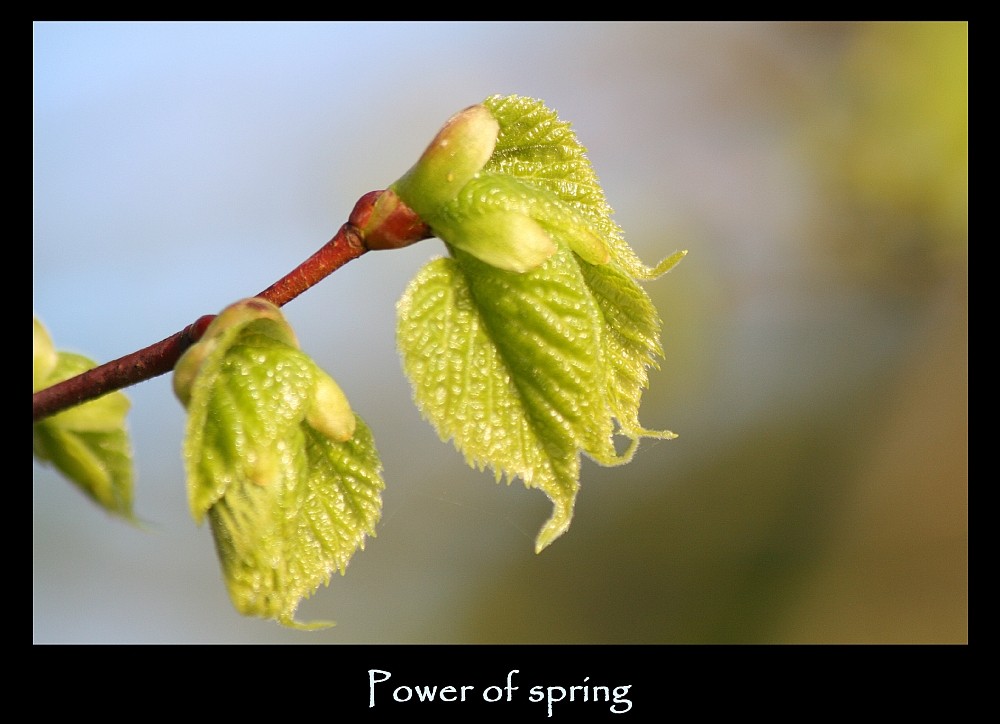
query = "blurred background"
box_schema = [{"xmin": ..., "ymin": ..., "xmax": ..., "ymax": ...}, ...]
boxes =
[{"xmin": 33, "ymin": 21, "xmax": 967, "ymax": 644}]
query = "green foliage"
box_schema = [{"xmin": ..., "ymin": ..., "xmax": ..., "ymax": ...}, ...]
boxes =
[
  {"xmin": 32, "ymin": 318, "xmax": 135, "ymax": 518},
  {"xmin": 395, "ymin": 95, "xmax": 683, "ymax": 552},
  {"xmin": 173, "ymin": 299, "xmax": 384, "ymax": 628},
  {"xmin": 482, "ymin": 94, "xmax": 682, "ymax": 280},
  {"xmin": 33, "ymin": 94, "xmax": 684, "ymax": 626}
]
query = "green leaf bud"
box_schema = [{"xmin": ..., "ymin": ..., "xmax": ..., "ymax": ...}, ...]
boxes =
[
  {"xmin": 173, "ymin": 298, "xmax": 298, "ymax": 407},
  {"xmin": 306, "ymin": 370, "xmax": 356, "ymax": 442},
  {"xmin": 438, "ymin": 211, "xmax": 557, "ymax": 274},
  {"xmin": 386, "ymin": 96, "xmax": 629, "ymax": 274},
  {"xmin": 174, "ymin": 297, "xmax": 383, "ymax": 627},
  {"xmin": 33, "ymin": 316, "xmax": 135, "ymax": 518},
  {"xmin": 396, "ymin": 95, "xmax": 685, "ymax": 552},
  {"xmin": 33, "ymin": 317, "xmax": 58, "ymax": 391},
  {"xmin": 393, "ymin": 104, "xmax": 499, "ymax": 218}
]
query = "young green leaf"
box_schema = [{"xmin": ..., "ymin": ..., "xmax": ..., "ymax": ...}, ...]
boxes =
[
  {"xmin": 32, "ymin": 317, "xmax": 135, "ymax": 518},
  {"xmin": 174, "ymin": 299, "xmax": 384, "ymax": 628},
  {"xmin": 482, "ymin": 94, "xmax": 683, "ymax": 279},
  {"xmin": 396, "ymin": 95, "xmax": 685, "ymax": 552}
]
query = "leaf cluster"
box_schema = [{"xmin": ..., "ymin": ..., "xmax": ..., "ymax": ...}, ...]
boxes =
[{"xmin": 33, "ymin": 95, "xmax": 684, "ymax": 627}]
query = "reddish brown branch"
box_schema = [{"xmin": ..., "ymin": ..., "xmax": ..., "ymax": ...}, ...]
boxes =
[
  {"xmin": 255, "ymin": 221, "xmax": 367, "ymax": 307},
  {"xmin": 33, "ymin": 190, "xmax": 433, "ymax": 424},
  {"xmin": 32, "ymin": 316, "xmax": 216, "ymax": 422}
]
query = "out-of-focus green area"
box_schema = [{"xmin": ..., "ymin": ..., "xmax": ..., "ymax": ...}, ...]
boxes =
[
  {"xmin": 33, "ymin": 21, "xmax": 967, "ymax": 643},
  {"xmin": 809, "ymin": 22, "xmax": 968, "ymax": 292},
  {"xmin": 454, "ymin": 22, "xmax": 968, "ymax": 643}
]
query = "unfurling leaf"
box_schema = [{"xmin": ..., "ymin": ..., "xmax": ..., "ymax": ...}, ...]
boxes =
[
  {"xmin": 33, "ymin": 317, "xmax": 135, "ymax": 518},
  {"xmin": 396, "ymin": 95, "xmax": 685, "ymax": 552},
  {"xmin": 174, "ymin": 298, "xmax": 384, "ymax": 628}
]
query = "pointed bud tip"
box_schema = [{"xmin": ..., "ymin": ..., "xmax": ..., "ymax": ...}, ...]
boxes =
[{"xmin": 393, "ymin": 103, "xmax": 500, "ymax": 217}]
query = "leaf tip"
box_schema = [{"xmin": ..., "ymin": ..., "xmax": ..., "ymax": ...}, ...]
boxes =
[
  {"xmin": 630, "ymin": 249, "xmax": 688, "ymax": 280},
  {"xmin": 534, "ymin": 499, "xmax": 574, "ymax": 554},
  {"xmin": 279, "ymin": 614, "xmax": 337, "ymax": 631}
]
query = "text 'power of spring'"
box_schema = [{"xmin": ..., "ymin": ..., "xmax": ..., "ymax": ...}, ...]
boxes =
[{"xmin": 368, "ymin": 669, "xmax": 634, "ymax": 716}]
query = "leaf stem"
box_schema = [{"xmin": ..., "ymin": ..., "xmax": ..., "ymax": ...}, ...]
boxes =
[
  {"xmin": 255, "ymin": 220, "xmax": 368, "ymax": 308},
  {"xmin": 33, "ymin": 191, "xmax": 430, "ymax": 423}
]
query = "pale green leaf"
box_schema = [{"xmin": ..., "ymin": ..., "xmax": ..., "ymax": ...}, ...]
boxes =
[
  {"xmin": 182, "ymin": 332, "xmax": 314, "ymax": 522},
  {"xmin": 176, "ymin": 299, "xmax": 384, "ymax": 628},
  {"xmin": 483, "ymin": 94, "xmax": 683, "ymax": 278},
  {"xmin": 33, "ymin": 419, "xmax": 134, "ymax": 518},
  {"xmin": 396, "ymin": 95, "xmax": 683, "ymax": 552},
  {"xmin": 33, "ymin": 318, "xmax": 135, "ymax": 518},
  {"xmin": 578, "ymin": 260, "xmax": 679, "ymax": 458},
  {"xmin": 399, "ymin": 244, "xmax": 670, "ymax": 552},
  {"xmin": 207, "ymin": 418, "xmax": 384, "ymax": 630}
]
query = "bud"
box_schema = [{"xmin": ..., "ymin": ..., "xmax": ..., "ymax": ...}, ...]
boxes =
[
  {"xmin": 392, "ymin": 104, "xmax": 500, "ymax": 219},
  {"xmin": 173, "ymin": 298, "xmax": 298, "ymax": 406},
  {"xmin": 305, "ymin": 371, "xmax": 356, "ymax": 442},
  {"xmin": 33, "ymin": 317, "xmax": 58, "ymax": 392},
  {"xmin": 386, "ymin": 99, "xmax": 611, "ymax": 274},
  {"xmin": 352, "ymin": 189, "xmax": 432, "ymax": 251},
  {"xmin": 441, "ymin": 211, "xmax": 557, "ymax": 273}
]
